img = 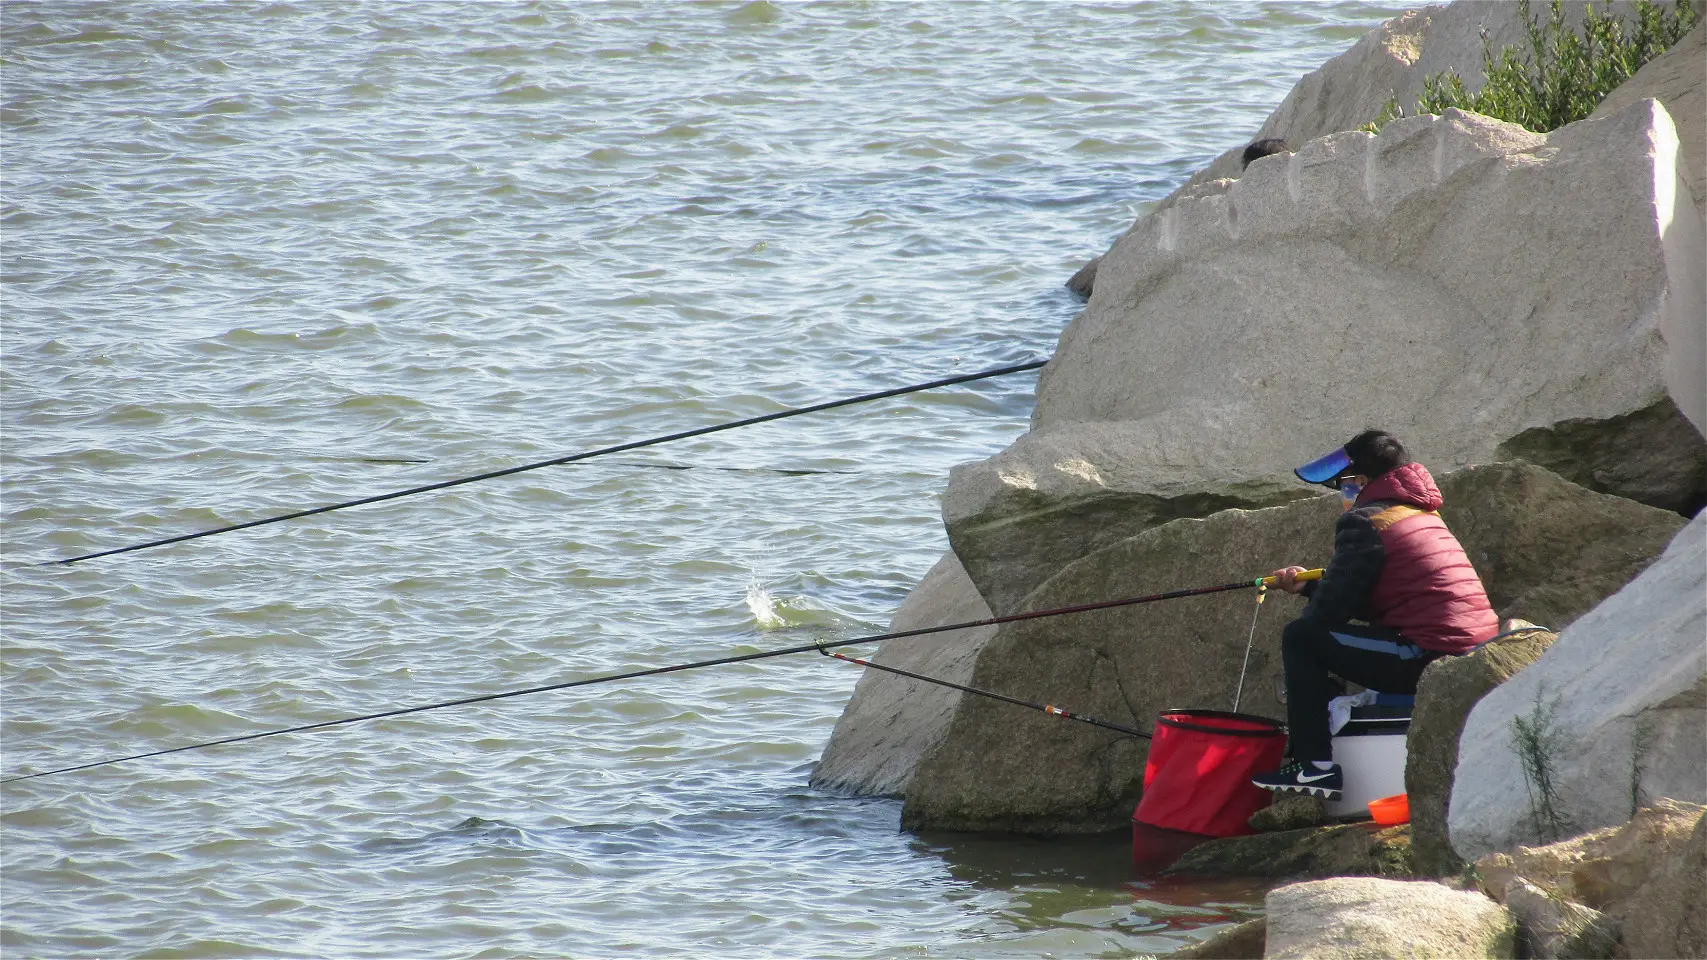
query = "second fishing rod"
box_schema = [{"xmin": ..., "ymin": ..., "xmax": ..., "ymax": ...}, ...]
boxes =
[{"xmin": 3, "ymin": 569, "xmax": 1320, "ymax": 785}]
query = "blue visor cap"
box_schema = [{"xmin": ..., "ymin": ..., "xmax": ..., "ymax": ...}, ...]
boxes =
[{"xmin": 1295, "ymin": 447, "xmax": 1353, "ymax": 486}]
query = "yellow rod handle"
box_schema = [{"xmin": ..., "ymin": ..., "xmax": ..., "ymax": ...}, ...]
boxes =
[{"xmin": 1259, "ymin": 567, "xmax": 1324, "ymax": 586}]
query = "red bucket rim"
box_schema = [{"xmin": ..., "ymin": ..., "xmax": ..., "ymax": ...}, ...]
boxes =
[{"xmin": 1155, "ymin": 709, "xmax": 1286, "ymax": 737}]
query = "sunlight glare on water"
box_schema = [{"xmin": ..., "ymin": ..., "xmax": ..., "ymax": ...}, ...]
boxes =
[{"xmin": 2, "ymin": 2, "xmax": 1400, "ymax": 956}]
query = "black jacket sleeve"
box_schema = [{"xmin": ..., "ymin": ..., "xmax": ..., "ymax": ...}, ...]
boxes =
[{"xmin": 1301, "ymin": 506, "xmax": 1386, "ymax": 626}]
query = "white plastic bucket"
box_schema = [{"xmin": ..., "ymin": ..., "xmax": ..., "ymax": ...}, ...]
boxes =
[{"xmin": 1325, "ymin": 721, "xmax": 1409, "ymax": 818}]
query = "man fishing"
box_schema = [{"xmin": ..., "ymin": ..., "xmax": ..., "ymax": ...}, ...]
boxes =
[{"xmin": 1251, "ymin": 430, "xmax": 1499, "ymax": 801}]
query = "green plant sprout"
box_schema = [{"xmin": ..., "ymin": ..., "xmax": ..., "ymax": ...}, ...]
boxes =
[
  {"xmin": 1510, "ymin": 687, "xmax": 1572, "ymax": 843},
  {"xmin": 1629, "ymin": 717, "xmax": 1654, "ymax": 817}
]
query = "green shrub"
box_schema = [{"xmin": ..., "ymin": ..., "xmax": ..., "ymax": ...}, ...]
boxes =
[{"xmin": 1368, "ymin": 0, "xmax": 1697, "ymax": 134}]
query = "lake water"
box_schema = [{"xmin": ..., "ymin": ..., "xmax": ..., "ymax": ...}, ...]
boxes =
[{"xmin": 2, "ymin": 3, "xmax": 1401, "ymax": 956}]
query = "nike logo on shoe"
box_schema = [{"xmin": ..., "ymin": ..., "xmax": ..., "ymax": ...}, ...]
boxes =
[{"xmin": 1296, "ymin": 769, "xmax": 1337, "ymax": 782}]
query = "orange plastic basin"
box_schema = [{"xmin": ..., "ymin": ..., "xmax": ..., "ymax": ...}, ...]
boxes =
[{"xmin": 1369, "ymin": 793, "xmax": 1410, "ymax": 825}]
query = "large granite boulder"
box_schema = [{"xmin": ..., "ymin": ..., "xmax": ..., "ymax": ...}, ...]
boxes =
[
  {"xmin": 951, "ymin": 100, "xmax": 1706, "ymax": 615},
  {"xmin": 1263, "ymin": 877, "xmax": 1515, "ymax": 959},
  {"xmin": 810, "ymin": 551, "xmax": 995, "ymax": 797},
  {"xmin": 1408, "ymin": 624, "xmax": 1559, "ymax": 878},
  {"xmin": 1449, "ymin": 513, "xmax": 1707, "ymax": 861},
  {"xmin": 885, "ymin": 463, "xmax": 1679, "ymax": 829}
]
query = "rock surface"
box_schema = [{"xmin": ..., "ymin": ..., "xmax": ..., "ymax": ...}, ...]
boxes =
[
  {"xmin": 903, "ymin": 497, "xmax": 1339, "ymax": 832},
  {"xmin": 1475, "ymin": 799, "xmax": 1705, "ymax": 959},
  {"xmin": 1408, "ymin": 622, "xmax": 1559, "ymax": 877},
  {"xmin": 810, "ymin": 551, "xmax": 995, "ymax": 797},
  {"xmin": 1475, "ymin": 798, "xmax": 1705, "ymax": 908},
  {"xmin": 1618, "ymin": 802, "xmax": 1706, "ymax": 960},
  {"xmin": 950, "ymin": 101, "xmax": 1707, "ymax": 613},
  {"xmin": 1247, "ymin": 792, "xmax": 1327, "ymax": 833},
  {"xmin": 1435, "ymin": 464, "xmax": 1685, "ymax": 629},
  {"xmin": 1073, "ymin": 4, "xmax": 1705, "ymax": 301},
  {"xmin": 1593, "ymin": 20, "xmax": 1705, "ymax": 217},
  {"xmin": 1170, "ymin": 1, "xmax": 1549, "ymax": 197},
  {"xmin": 883, "ymin": 463, "xmax": 1678, "ymax": 829},
  {"xmin": 1065, "ymin": 255, "xmax": 1098, "ymax": 298},
  {"xmin": 1263, "ymin": 877, "xmax": 1515, "ymax": 959},
  {"xmin": 1495, "ymin": 398, "xmax": 1707, "ymax": 517},
  {"xmin": 1165, "ymin": 823, "xmax": 1413, "ymax": 881},
  {"xmin": 1449, "ymin": 514, "xmax": 1707, "ymax": 860},
  {"xmin": 1504, "ymin": 878, "xmax": 1620, "ymax": 960},
  {"xmin": 1164, "ymin": 918, "xmax": 1265, "ymax": 960},
  {"xmin": 1165, "ymin": 3, "xmax": 1702, "ymax": 217}
]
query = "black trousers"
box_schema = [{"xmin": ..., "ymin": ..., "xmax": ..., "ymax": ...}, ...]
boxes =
[{"xmin": 1281, "ymin": 617, "xmax": 1441, "ymax": 763}]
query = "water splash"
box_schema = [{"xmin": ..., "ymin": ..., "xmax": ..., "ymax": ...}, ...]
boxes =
[
  {"xmin": 744, "ymin": 580, "xmax": 870, "ymax": 633},
  {"xmin": 745, "ymin": 580, "xmax": 786, "ymax": 629}
]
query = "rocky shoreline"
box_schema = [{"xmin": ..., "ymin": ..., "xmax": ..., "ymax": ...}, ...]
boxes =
[
  {"xmin": 813, "ymin": 2, "xmax": 1706, "ymax": 957},
  {"xmin": 1164, "ymin": 797, "xmax": 1704, "ymax": 959}
]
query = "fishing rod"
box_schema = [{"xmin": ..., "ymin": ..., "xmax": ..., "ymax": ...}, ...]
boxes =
[
  {"xmin": 48, "ymin": 358, "xmax": 1046, "ymax": 566},
  {"xmin": 1, "ymin": 569, "xmax": 1318, "ymax": 785},
  {"xmin": 335, "ymin": 456, "xmax": 857, "ymax": 476},
  {"xmin": 818, "ymin": 647, "xmax": 1151, "ymax": 739}
]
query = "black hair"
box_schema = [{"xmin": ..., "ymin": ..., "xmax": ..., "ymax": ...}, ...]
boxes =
[
  {"xmin": 1241, "ymin": 138, "xmax": 1288, "ymax": 169},
  {"xmin": 1343, "ymin": 429, "xmax": 1410, "ymax": 479}
]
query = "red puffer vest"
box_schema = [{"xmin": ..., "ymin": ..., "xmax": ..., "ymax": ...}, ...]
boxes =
[{"xmin": 1356, "ymin": 462, "xmax": 1499, "ymax": 654}]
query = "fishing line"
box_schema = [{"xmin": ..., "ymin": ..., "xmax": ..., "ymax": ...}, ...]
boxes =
[
  {"xmin": 2, "ymin": 570, "xmax": 1313, "ymax": 785},
  {"xmin": 817, "ymin": 647, "xmax": 1150, "ymax": 739},
  {"xmin": 1232, "ymin": 583, "xmax": 1267, "ymax": 712},
  {"xmin": 48, "ymin": 358, "xmax": 1046, "ymax": 566}
]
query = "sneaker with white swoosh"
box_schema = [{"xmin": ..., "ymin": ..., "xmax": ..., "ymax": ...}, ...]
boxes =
[{"xmin": 1252, "ymin": 759, "xmax": 1344, "ymax": 801}]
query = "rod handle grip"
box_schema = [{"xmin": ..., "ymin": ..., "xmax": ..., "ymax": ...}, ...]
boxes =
[{"xmin": 1260, "ymin": 567, "xmax": 1324, "ymax": 586}]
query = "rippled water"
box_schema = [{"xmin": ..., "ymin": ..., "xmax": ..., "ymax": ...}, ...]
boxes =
[{"xmin": 3, "ymin": 3, "xmax": 1400, "ymax": 956}]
